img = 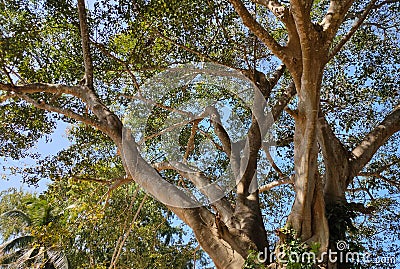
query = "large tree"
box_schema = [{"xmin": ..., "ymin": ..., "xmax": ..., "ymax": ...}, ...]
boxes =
[
  {"xmin": 0, "ymin": 186, "xmax": 200, "ymax": 269},
  {"xmin": 0, "ymin": 0, "xmax": 399, "ymax": 268},
  {"xmin": 0, "ymin": 190, "xmax": 69, "ymax": 268}
]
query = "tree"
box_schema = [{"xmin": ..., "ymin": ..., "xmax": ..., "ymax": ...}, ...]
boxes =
[
  {"xmin": 0, "ymin": 184, "xmax": 202, "ymax": 269},
  {"xmin": 0, "ymin": 0, "xmax": 399, "ymax": 268},
  {"xmin": 43, "ymin": 180, "xmax": 203, "ymax": 269},
  {"xmin": 0, "ymin": 190, "xmax": 68, "ymax": 269}
]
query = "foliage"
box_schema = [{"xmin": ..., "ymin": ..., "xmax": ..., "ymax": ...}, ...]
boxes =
[
  {"xmin": 275, "ymin": 227, "xmax": 320, "ymax": 269},
  {"xmin": 0, "ymin": 0, "xmax": 399, "ymax": 268},
  {"xmin": 43, "ymin": 180, "xmax": 202, "ymax": 269},
  {"xmin": 0, "ymin": 185, "xmax": 203, "ymax": 269},
  {"xmin": 242, "ymin": 250, "xmax": 266, "ymax": 269},
  {"xmin": 0, "ymin": 189, "xmax": 68, "ymax": 269}
]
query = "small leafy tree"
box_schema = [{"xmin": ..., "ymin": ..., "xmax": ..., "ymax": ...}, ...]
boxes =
[
  {"xmin": 0, "ymin": 190, "xmax": 68, "ymax": 269},
  {"xmin": 43, "ymin": 180, "xmax": 204, "ymax": 269}
]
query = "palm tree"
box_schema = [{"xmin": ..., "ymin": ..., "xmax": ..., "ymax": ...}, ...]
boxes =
[{"xmin": 0, "ymin": 200, "xmax": 68, "ymax": 269}]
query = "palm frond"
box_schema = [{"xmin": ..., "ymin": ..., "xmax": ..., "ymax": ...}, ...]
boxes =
[
  {"xmin": 47, "ymin": 248, "xmax": 69, "ymax": 269},
  {"xmin": 14, "ymin": 247, "xmax": 36, "ymax": 269},
  {"xmin": 0, "ymin": 235, "xmax": 34, "ymax": 254},
  {"xmin": 0, "ymin": 248, "xmax": 26, "ymax": 265},
  {"xmin": 1, "ymin": 210, "xmax": 32, "ymax": 226}
]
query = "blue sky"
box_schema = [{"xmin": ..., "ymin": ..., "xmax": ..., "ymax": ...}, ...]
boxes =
[
  {"xmin": 0, "ymin": 122, "xmax": 70, "ymax": 194},
  {"xmin": 0, "ymin": 0, "xmax": 98, "ymax": 194}
]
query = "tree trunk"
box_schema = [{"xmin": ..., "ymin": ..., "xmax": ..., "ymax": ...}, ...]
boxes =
[{"xmin": 285, "ymin": 42, "xmax": 330, "ymax": 251}]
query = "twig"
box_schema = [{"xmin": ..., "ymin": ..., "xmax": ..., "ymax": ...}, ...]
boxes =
[{"xmin": 109, "ymin": 188, "xmax": 139, "ymax": 269}]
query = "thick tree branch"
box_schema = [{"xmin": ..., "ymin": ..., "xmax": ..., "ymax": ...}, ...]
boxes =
[
  {"xmin": 0, "ymin": 83, "xmax": 82, "ymax": 98},
  {"xmin": 236, "ymin": 116, "xmax": 262, "ymax": 197},
  {"xmin": 121, "ymin": 130, "xmax": 247, "ymax": 267},
  {"xmin": 78, "ymin": 85, "xmax": 123, "ymax": 143},
  {"xmin": 77, "ymin": 0, "xmax": 94, "ymax": 89},
  {"xmin": 252, "ymin": 0, "xmax": 299, "ymax": 49},
  {"xmin": 179, "ymin": 207, "xmax": 246, "ymax": 268},
  {"xmin": 215, "ymin": 214, "xmax": 257, "ymax": 258},
  {"xmin": 5, "ymin": 82, "xmax": 247, "ymax": 267},
  {"xmin": 122, "ymin": 129, "xmax": 200, "ymax": 208},
  {"xmin": 259, "ymin": 177, "xmax": 293, "ymax": 192},
  {"xmin": 271, "ymin": 81, "xmax": 296, "ymax": 121},
  {"xmin": 328, "ymin": 0, "xmax": 378, "ymax": 60},
  {"xmin": 231, "ymin": 114, "xmax": 270, "ymax": 252},
  {"xmin": 154, "ymin": 161, "xmax": 234, "ymax": 223},
  {"xmin": 290, "ymin": 0, "xmax": 314, "ymax": 49},
  {"xmin": 317, "ymin": 111, "xmax": 351, "ymax": 203},
  {"xmin": 268, "ymin": 64, "xmax": 286, "ymax": 89},
  {"xmin": 15, "ymin": 93, "xmax": 104, "ymax": 132},
  {"xmin": 321, "ymin": 0, "xmax": 355, "ymax": 45},
  {"xmin": 228, "ymin": 0, "xmax": 287, "ymax": 62},
  {"xmin": 349, "ymin": 104, "xmax": 400, "ymax": 182},
  {"xmin": 205, "ymin": 106, "xmax": 232, "ymax": 156}
]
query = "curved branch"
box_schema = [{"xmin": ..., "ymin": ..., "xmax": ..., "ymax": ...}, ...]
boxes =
[
  {"xmin": 260, "ymin": 145, "xmax": 294, "ymax": 192},
  {"xmin": 349, "ymin": 104, "xmax": 400, "ymax": 182},
  {"xmin": 122, "ymin": 128, "xmax": 200, "ymax": 208},
  {"xmin": 154, "ymin": 161, "xmax": 234, "ymax": 223},
  {"xmin": 317, "ymin": 110, "xmax": 351, "ymax": 201},
  {"xmin": 16, "ymin": 93, "xmax": 104, "ymax": 132},
  {"xmin": 205, "ymin": 106, "xmax": 232, "ymax": 156},
  {"xmin": 321, "ymin": 0, "xmax": 355, "ymax": 44},
  {"xmin": 0, "ymin": 83, "xmax": 82, "ymax": 98},
  {"xmin": 264, "ymin": 144, "xmax": 286, "ymax": 179},
  {"xmin": 228, "ymin": 0, "xmax": 287, "ymax": 62},
  {"xmin": 121, "ymin": 129, "xmax": 248, "ymax": 266},
  {"xmin": 215, "ymin": 214, "xmax": 257, "ymax": 258}
]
